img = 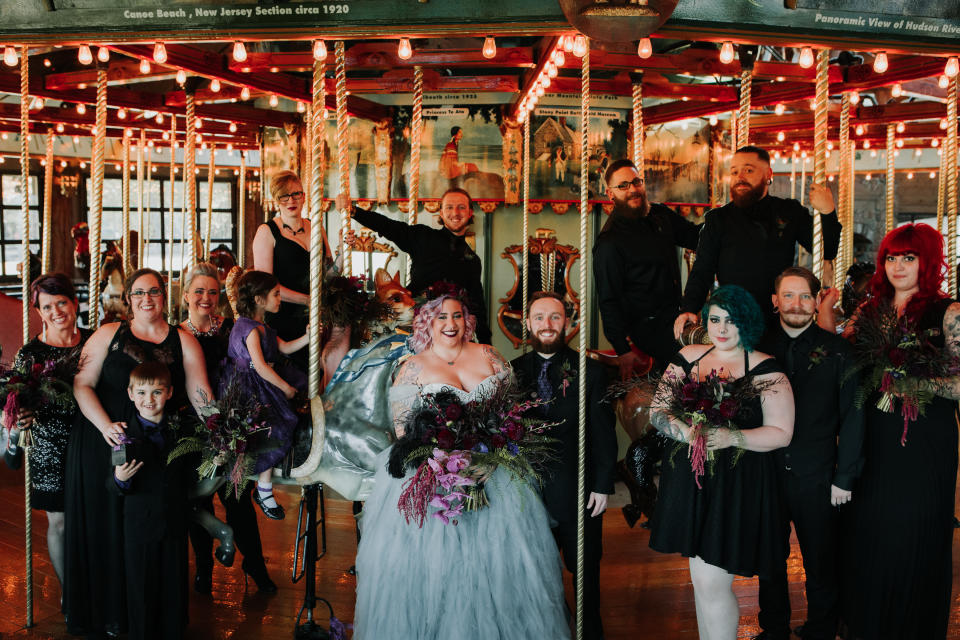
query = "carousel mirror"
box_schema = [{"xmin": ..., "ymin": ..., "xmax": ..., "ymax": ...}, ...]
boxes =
[
  {"xmin": 498, "ymin": 228, "xmax": 581, "ymax": 348},
  {"xmin": 346, "ymin": 229, "xmax": 399, "ymax": 281}
]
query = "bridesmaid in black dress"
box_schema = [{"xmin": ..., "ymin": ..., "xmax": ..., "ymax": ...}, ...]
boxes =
[
  {"xmin": 3, "ymin": 273, "xmax": 91, "ymax": 600},
  {"xmin": 648, "ymin": 285, "xmax": 794, "ymax": 639},
  {"xmin": 842, "ymin": 223, "xmax": 960, "ymax": 639},
  {"xmin": 64, "ymin": 268, "xmax": 213, "ymax": 637},
  {"xmin": 179, "ymin": 262, "xmax": 275, "ymax": 594}
]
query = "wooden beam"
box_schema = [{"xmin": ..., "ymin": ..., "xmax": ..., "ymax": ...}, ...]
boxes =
[{"xmin": 45, "ymin": 59, "xmax": 172, "ymax": 91}]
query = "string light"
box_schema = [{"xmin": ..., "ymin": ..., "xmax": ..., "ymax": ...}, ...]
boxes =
[
  {"xmin": 240, "ymin": 87, "xmax": 251, "ymax": 101},
  {"xmin": 56, "ymin": 123, "xmax": 65, "ymax": 133},
  {"xmin": 891, "ymin": 83, "xmax": 903, "ymax": 98},
  {"xmin": 798, "ymin": 46, "xmax": 814, "ymax": 69},
  {"xmin": 232, "ymin": 41, "xmax": 247, "ymax": 63},
  {"xmin": 938, "ymin": 74, "xmax": 949, "ymax": 89},
  {"xmin": 313, "ymin": 40, "xmax": 327, "ymax": 62},
  {"xmin": 153, "ymin": 41, "xmax": 167, "ymax": 64},
  {"xmin": 546, "ymin": 62, "xmax": 558, "ymax": 78},
  {"xmin": 562, "ymin": 35, "xmax": 574, "ymax": 53},
  {"xmin": 78, "ymin": 44, "xmax": 93, "ymax": 65},
  {"xmin": 863, "ymin": 140, "xmax": 871, "ymax": 149},
  {"xmin": 777, "ymin": 131, "xmax": 785, "ymax": 142},
  {"xmin": 896, "ymin": 138, "xmax": 904, "ymax": 148},
  {"xmin": 229, "ymin": 122, "xmax": 237, "ymax": 133},
  {"xmin": 482, "ymin": 36, "xmax": 497, "ymax": 60},
  {"xmin": 637, "ymin": 37, "xmax": 653, "ymax": 60},
  {"xmin": 873, "ymin": 51, "xmax": 888, "ymax": 74},
  {"xmin": 865, "ymin": 173, "xmax": 871, "ymax": 181},
  {"xmin": 176, "ymin": 69, "xmax": 186, "ymax": 85},
  {"xmin": 941, "ymin": 117, "xmax": 949, "ymax": 130},
  {"xmin": 855, "ymin": 124, "xmax": 864, "ymax": 136},
  {"xmin": 540, "ymin": 73, "xmax": 551, "ymax": 89},
  {"xmin": 155, "ymin": 112, "xmax": 164, "ymax": 124},
  {"xmin": 76, "ymin": 103, "xmax": 86, "ymax": 115},
  {"xmin": 139, "ymin": 58, "xmax": 151, "ymax": 74},
  {"xmin": 3, "ymin": 46, "xmax": 17, "ymax": 67},
  {"xmin": 97, "ymin": 46, "xmax": 110, "ymax": 63},
  {"xmin": 896, "ymin": 121, "xmax": 905, "ymax": 133},
  {"xmin": 907, "ymin": 172, "xmax": 914, "ymax": 179},
  {"xmin": 826, "ymin": 140, "xmax": 834, "ymax": 150},
  {"xmin": 195, "ymin": 117, "xmax": 202, "ymax": 129},
  {"xmin": 269, "ymin": 94, "xmax": 279, "ymax": 107},
  {"xmin": 849, "ymin": 90, "xmax": 860, "ymax": 105},
  {"xmin": 774, "ymin": 103, "xmax": 785, "ymax": 116},
  {"xmin": 297, "ymin": 101, "xmax": 306, "ymax": 113},
  {"xmin": 552, "ymin": 49, "xmax": 565, "ymax": 67},
  {"xmin": 870, "ymin": 149, "xmax": 877, "ymax": 157},
  {"xmin": 914, "ymin": 148, "xmax": 922, "ymax": 157},
  {"xmin": 42, "ymin": 58, "xmax": 50, "ymax": 68},
  {"xmin": 117, "ymin": 108, "xmax": 126, "ymax": 119},
  {"xmin": 572, "ymin": 35, "xmax": 587, "ymax": 58},
  {"xmin": 930, "ymin": 171, "xmax": 937, "ymax": 179},
  {"xmin": 210, "ymin": 78, "xmax": 221, "ymax": 92},
  {"xmin": 536, "ymin": 84, "xmax": 545, "ymax": 97},
  {"xmin": 709, "ymin": 115, "xmax": 718, "ymax": 126},
  {"xmin": 397, "ymin": 38, "xmax": 413, "ymax": 60},
  {"xmin": 60, "ymin": 160, "xmax": 67, "ymax": 168},
  {"xmin": 719, "ymin": 41, "xmax": 735, "ymax": 65},
  {"xmin": 74, "ymin": 136, "xmax": 80, "ymax": 145},
  {"xmin": 946, "ymin": 56, "xmax": 959, "ymax": 78},
  {"xmin": 932, "ymin": 138, "xmax": 940, "ymax": 147}
]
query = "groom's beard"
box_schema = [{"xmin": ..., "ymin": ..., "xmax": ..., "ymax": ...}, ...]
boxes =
[
  {"xmin": 530, "ymin": 328, "xmax": 566, "ymax": 354},
  {"xmin": 730, "ymin": 181, "xmax": 766, "ymax": 209}
]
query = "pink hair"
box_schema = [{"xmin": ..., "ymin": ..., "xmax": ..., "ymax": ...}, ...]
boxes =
[{"xmin": 408, "ymin": 296, "xmax": 476, "ymax": 354}]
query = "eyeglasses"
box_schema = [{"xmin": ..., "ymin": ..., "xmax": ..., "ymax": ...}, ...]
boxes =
[
  {"xmin": 276, "ymin": 190, "xmax": 305, "ymax": 204},
  {"xmin": 129, "ymin": 287, "xmax": 163, "ymax": 298},
  {"xmin": 612, "ymin": 178, "xmax": 644, "ymax": 191}
]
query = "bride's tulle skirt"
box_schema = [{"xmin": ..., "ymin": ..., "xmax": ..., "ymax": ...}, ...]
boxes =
[{"xmin": 354, "ymin": 449, "xmax": 572, "ymax": 640}]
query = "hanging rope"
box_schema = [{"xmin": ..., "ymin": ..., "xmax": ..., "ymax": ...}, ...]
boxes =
[
  {"xmin": 937, "ymin": 141, "xmax": 946, "ymax": 235},
  {"xmin": 836, "ymin": 93, "xmax": 851, "ymax": 291},
  {"xmin": 204, "ymin": 144, "xmax": 215, "ymax": 260},
  {"xmin": 308, "ymin": 55, "xmax": 327, "ymax": 398},
  {"xmin": 737, "ymin": 69, "xmax": 752, "ymax": 148},
  {"xmin": 521, "ymin": 117, "xmax": 530, "ymax": 352},
  {"xmin": 800, "ymin": 156, "xmax": 807, "ymax": 206},
  {"xmin": 946, "ymin": 77, "xmax": 958, "ymax": 297},
  {"xmin": 184, "ymin": 89, "xmax": 197, "ymax": 270},
  {"xmin": 20, "ymin": 426, "xmax": 34, "ymax": 629},
  {"xmin": 810, "ymin": 49, "xmax": 829, "ymax": 282},
  {"xmin": 121, "ymin": 132, "xmax": 131, "ymax": 275},
  {"xmin": 137, "ymin": 130, "xmax": 145, "ymax": 269},
  {"xmin": 845, "ymin": 138, "xmax": 855, "ymax": 287},
  {"xmin": 885, "ymin": 124, "xmax": 895, "ymax": 234},
  {"xmin": 238, "ymin": 151, "xmax": 247, "ymax": 268},
  {"xmin": 576, "ymin": 41, "xmax": 590, "ymax": 640},
  {"xmin": 89, "ymin": 67, "xmax": 107, "ymax": 329},
  {"xmin": 630, "ymin": 72, "xmax": 644, "ymax": 176},
  {"xmin": 144, "ymin": 150, "xmax": 153, "ymax": 270},
  {"xmin": 335, "ymin": 41, "xmax": 352, "ymax": 275},
  {"xmin": 407, "ymin": 65, "xmax": 424, "ymax": 284},
  {"xmin": 167, "ymin": 117, "xmax": 176, "ymax": 317},
  {"xmin": 41, "ymin": 130, "xmax": 53, "ymax": 273},
  {"xmin": 789, "ymin": 153, "xmax": 797, "ymax": 201}
]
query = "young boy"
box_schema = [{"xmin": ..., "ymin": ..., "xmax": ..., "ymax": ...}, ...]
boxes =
[{"xmin": 110, "ymin": 361, "xmax": 190, "ymax": 640}]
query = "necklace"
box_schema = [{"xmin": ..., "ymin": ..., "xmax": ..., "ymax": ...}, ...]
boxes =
[
  {"xmin": 432, "ymin": 343, "xmax": 463, "ymax": 366},
  {"xmin": 281, "ymin": 218, "xmax": 306, "ymax": 235},
  {"xmin": 186, "ymin": 314, "xmax": 222, "ymax": 337}
]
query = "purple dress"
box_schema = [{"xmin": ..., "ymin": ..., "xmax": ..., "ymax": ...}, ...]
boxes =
[{"xmin": 224, "ymin": 316, "xmax": 306, "ymax": 473}]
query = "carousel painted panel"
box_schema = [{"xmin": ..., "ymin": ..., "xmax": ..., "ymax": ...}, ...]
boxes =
[{"xmin": 643, "ymin": 120, "xmax": 711, "ymax": 205}]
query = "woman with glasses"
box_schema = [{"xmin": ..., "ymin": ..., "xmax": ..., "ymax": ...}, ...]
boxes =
[
  {"xmin": 253, "ymin": 170, "xmax": 329, "ymax": 372},
  {"xmin": 64, "ymin": 268, "xmax": 213, "ymax": 637}
]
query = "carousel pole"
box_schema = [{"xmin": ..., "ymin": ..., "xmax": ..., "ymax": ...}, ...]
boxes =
[
  {"xmin": 144, "ymin": 150, "xmax": 153, "ymax": 269},
  {"xmin": 810, "ymin": 49, "xmax": 829, "ymax": 282},
  {"xmin": 167, "ymin": 118, "xmax": 176, "ymax": 317},
  {"xmin": 521, "ymin": 116, "xmax": 530, "ymax": 352},
  {"xmin": 789, "ymin": 153, "xmax": 797, "ymax": 201},
  {"xmin": 18, "ymin": 45, "xmax": 35, "ymax": 630},
  {"xmin": 846, "ymin": 139, "xmax": 855, "ymax": 283},
  {"xmin": 308, "ymin": 53, "xmax": 326, "ymax": 398},
  {"xmin": 334, "ymin": 41, "xmax": 352, "ymax": 275},
  {"xmin": 238, "ymin": 152, "xmax": 247, "ymax": 268},
  {"xmin": 885, "ymin": 124, "xmax": 896, "ymax": 234},
  {"xmin": 41, "ymin": 129, "xmax": 54, "ymax": 273},
  {"xmin": 800, "ymin": 156, "xmax": 807, "ymax": 206},
  {"xmin": 89, "ymin": 65, "xmax": 107, "ymax": 329},
  {"xmin": 836, "ymin": 93, "xmax": 851, "ymax": 290},
  {"xmin": 576, "ymin": 39, "xmax": 591, "ymax": 640},
  {"xmin": 406, "ymin": 65, "xmax": 424, "ymax": 284},
  {"xmin": 630, "ymin": 72, "xmax": 644, "ymax": 177},
  {"xmin": 204, "ymin": 144, "xmax": 215, "ymax": 260},
  {"xmin": 121, "ymin": 132, "xmax": 132, "ymax": 274},
  {"xmin": 137, "ymin": 130, "xmax": 145, "ymax": 269},
  {"xmin": 184, "ymin": 84, "xmax": 198, "ymax": 270},
  {"xmin": 937, "ymin": 144, "xmax": 946, "ymax": 235},
  {"xmin": 946, "ymin": 77, "xmax": 958, "ymax": 296},
  {"xmin": 737, "ymin": 69, "xmax": 752, "ymax": 148}
]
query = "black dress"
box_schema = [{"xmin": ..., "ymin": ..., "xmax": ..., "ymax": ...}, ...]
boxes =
[
  {"xmin": 3, "ymin": 330, "xmax": 91, "ymax": 512},
  {"xmin": 262, "ymin": 218, "xmax": 309, "ymax": 370},
  {"xmin": 649, "ymin": 348, "xmax": 787, "ymax": 579},
  {"xmin": 63, "ymin": 323, "xmax": 186, "ymax": 636},
  {"xmin": 842, "ymin": 297, "xmax": 958, "ymax": 640}
]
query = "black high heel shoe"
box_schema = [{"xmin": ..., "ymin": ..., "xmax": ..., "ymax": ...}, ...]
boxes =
[
  {"xmin": 242, "ymin": 560, "xmax": 278, "ymax": 594},
  {"xmin": 253, "ymin": 488, "xmax": 285, "ymax": 520}
]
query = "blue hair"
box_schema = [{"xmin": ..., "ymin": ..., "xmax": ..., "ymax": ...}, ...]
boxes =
[{"xmin": 700, "ymin": 285, "xmax": 764, "ymax": 352}]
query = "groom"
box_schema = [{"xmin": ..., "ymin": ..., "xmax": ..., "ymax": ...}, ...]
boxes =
[{"xmin": 511, "ymin": 292, "xmax": 617, "ymax": 640}]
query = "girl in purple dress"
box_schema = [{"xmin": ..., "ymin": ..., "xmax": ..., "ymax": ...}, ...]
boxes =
[{"xmin": 225, "ymin": 271, "xmax": 308, "ymax": 520}]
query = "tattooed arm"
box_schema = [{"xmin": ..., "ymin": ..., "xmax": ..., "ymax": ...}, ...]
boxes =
[
  {"xmin": 481, "ymin": 344, "xmax": 510, "ymax": 375},
  {"xmin": 649, "ymin": 362, "xmax": 692, "ymax": 442},
  {"xmin": 390, "ymin": 357, "xmax": 423, "ymax": 438},
  {"xmin": 930, "ymin": 302, "xmax": 960, "ymax": 400}
]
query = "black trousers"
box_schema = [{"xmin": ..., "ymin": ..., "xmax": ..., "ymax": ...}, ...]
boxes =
[
  {"xmin": 629, "ymin": 312, "xmax": 682, "ymax": 370},
  {"xmin": 125, "ymin": 532, "xmax": 188, "ymax": 640},
  {"xmin": 553, "ymin": 512, "xmax": 605, "ymax": 640},
  {"xmin": 758, "ymin": 473, "xmax": 840, "ymax": 640},
  {"xmin": 189, "ymin": 481, "xmax": 266, "ymax": 574}
]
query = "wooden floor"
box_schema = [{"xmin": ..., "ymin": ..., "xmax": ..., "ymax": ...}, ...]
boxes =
[{"xmin": 2, "ymin": 464, "xmax": 960, "ymax": 639}]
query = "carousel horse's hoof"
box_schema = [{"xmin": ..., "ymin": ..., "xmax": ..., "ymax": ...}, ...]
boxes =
[{"xmin": 215, "ymin": 542, "xmax": 236, "ymax": 567}]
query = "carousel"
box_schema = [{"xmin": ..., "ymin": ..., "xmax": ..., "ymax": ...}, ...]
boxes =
[{"xmin": 0, "ymin": 0, "xmax": 957, "ymax": 638}]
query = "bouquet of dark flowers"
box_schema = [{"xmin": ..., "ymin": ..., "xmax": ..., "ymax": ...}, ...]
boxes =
[
  {"xmin": 0, "ymin": 347, "xmax": 84, "ymax": 433},
  {"xmin": 168, "ymin": 373, "xmax": 277, "ymax": 498},
  {"xmin": 849, "ymin": 302, "xmax": 960, "ymax": 445},
  {"xmin": 388, "ymin": 383, "xmax": 557, "ymax": 527},
  {"xmin": 321, "ymin": 274, "xmax": 395, "ymax": 347}
]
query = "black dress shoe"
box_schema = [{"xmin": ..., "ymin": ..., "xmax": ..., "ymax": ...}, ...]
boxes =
[
  {"xmin": 194, "ymin": 571, "xmax": 212, "ymax": 594},
  {"xmin": 242, "ymin": 560, "xmax": 278, "ymax": 594},
  {"xmin": 253, "ymin": 489, "xmax": 285, "ymax": 520}
]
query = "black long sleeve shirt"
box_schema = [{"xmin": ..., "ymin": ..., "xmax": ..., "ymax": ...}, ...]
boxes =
[
  {"xmin": 593, "ymin": 203, "xmax": 701, "ymax": 355},
  {"xmin": 351, "ymin": 206, "xmax": 491, "ymax": 344},
  {"xmin": 681, "ymin": 195, "xmax": 842, "ymax": 317},
  {"xmin": 760, "ymin": 323, "xmax": 864, "ymax": 490}
]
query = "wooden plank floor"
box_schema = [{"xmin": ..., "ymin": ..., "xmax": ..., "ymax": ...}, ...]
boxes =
[{"xmin": 2, "ymin": 464, "xmax": 959, "ymax": 639}]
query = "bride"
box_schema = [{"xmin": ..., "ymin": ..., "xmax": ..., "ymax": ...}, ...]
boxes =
[{"xmin": 353, "ymin": 290, "xmax": 570, "ymax": 639}]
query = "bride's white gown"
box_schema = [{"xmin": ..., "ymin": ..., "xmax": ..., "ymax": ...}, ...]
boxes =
[{"xmin": 353, "ymin": 371, "xmax": 571, "ymax": 639}]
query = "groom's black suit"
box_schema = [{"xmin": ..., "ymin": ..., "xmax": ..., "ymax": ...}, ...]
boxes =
[{"xmin": 512, "ymin": 346, "xmax": 617, "ymax": 640}]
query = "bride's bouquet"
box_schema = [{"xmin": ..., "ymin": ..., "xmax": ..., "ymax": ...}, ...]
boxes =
[
  {"xmin": 0, "ymin": 347, "xmax": 83, "ymax": 432},
  {"xmin": 849, "ymin": 303, "xmax": 960, "ymax": 445},
  {"xmin": 388, "ymin": 383, "xmax": 557, "ymax": 527}
]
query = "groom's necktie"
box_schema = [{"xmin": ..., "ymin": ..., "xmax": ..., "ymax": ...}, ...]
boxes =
[{"xmin": 537, "ymin": 358, "xmax": 554, "ymax": 403}]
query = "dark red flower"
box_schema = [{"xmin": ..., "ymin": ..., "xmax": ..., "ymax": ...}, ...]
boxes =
[
  {"xmin": 888, "ymin": 348, "xmax": 907, "ymax": 367},
  {"xmin": 444, "ymin": 403, "xmax": 463, "ymax": 421},
  {"xmin": 436, "ymin": 429, "xmax": 455, "ymax": 449},
  {"xmin": 718, "ymin": 398, "xmax": 738, "ymax": 420},
  {"xmin": 491, "ymin": 434, "xmax": 507, "ymax": 449},
  {"xmin": 505, "ymin": 422, "xmax": 524, "ymax": 441},
  {"xmin": 681, "ymin": 382, "xmax": 699, "ymax": 404},
  {"xmin": 696, "ymin": 399, "xmax": 713, "ymax": 413},
  {"xmin": 205, "ymin": 414, "xmax": 220, "ymax": 432}
]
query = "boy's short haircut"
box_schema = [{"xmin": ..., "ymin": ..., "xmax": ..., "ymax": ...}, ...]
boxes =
[{"xmin": 128, "ymin": 361, "xmax": 172, "ymax": 389}]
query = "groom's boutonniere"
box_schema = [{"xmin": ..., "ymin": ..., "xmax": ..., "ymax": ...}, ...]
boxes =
[
  {"xmin": 808, "ymin": 345, "xmax": 829, "ymax": 370},
  {"xmin": 559, "ymin": 360, "xmax": 576, "ymax": 397}
]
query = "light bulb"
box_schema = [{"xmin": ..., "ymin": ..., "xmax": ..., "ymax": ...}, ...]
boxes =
[
  {"xmin": 930, "ymin": 171, "xmax": 936, "ymax": 179},
  {"xmin": 891, "ymin": 83, "xmax": 902, "ymax": 98},
  {"xmin": 56, "ymin": 123, "xmax": 64, "ymax": 133},
  {"xmin": 553, "ymin": 50, "xmax": 565, "ymax": 67},
  {"xmin": 162, "ymin": 131, "xmax": 169, "ymax": 140},
  {"xmin": 798, "ymin": 46, "xmax": 814, "ymax": 69},
  {"xmin": 97, "ymin": 46, "xmax": 110, "ymax": 63},
  {"xmin": 849, "ymin": 90, "xmax": 860, "ymax": 105},
  {"xmin": 826, "ymin": 140, "xmax": 833, "ymax": 150},
  {"xmin": 546, "ymin": 62, "xmax": 558, "ymax": 78},
  {"xmin": 637, "ymin": 37, "xmax": 652, "ymax": 60},
  {"xmin": 719, "ymin": 41, "xmax": 734, "ymax": 64},
  {"xmin": 124, "ymin": 128, "xmax": 132, "ymax": 137},
  {"xmin": 914, "ymin": 148, "xmax": 922, "ymax": 157},
  {"xmin": 826, "ymin": 150, "xmax": 831, "ymax": 158},
  {"xmin": 896, "ymin": 138, "xmax": 904, "ymax": 148},
  {"xmin": 873, "ymin": 51, "xmax": 888, "ymax": 74},
  {"xmin": 946, "ymin": 56, "xmax": 959, "ymax": 78},
  {"xmin": 3, "ymin": 46, "xmax": 18, "ymax": 67},
  {"xmin": 865, "ymin": 173, "xmax": 871, "ymax": 181},
  {"xmin": 269, "ymin": 94, "xmax": 279, "ymax": 107},
  {"xmin": 176, "ymin": 69, "xmax": 186, "ymax": 85},
  {"xmin": 240, "ymin": 87, "xmax": 251, "ymax": 101},
  {"xmin": 232, "ymin": 41, "xmax": 247, "ymax": 63},
  {"xmin": 227, "ymin": 143, "xmax": 233, "ymax": 153},
  {"xmin": 572, "ymin": 35, "xmax": 587, "ymax": 58},
  {"xmin": 896, "ymin": 121, "xmax": 905, "ymax": 133},
  {"xmin": 536, "ymin": 84, "xmax": 545, "ymax": 97},
  {"xmin": 932, "ymin": 138, "xmax": 940, "ymax": 147},
  {"xmin": 517, "ymin": 111, "xmax": 526, "ymax": 124},
  {"xmin": 907, "ymin": 172, "xmax": 914, "ymax": 179},
  {"xmin": 76, "ymin": 103, "xmax": 86, "ymax": 115},
  {"xmin": 774, "ymin": 103, "xmax": 785, "ymax": 116},
  {"xmin": 297, "ymin": 101, "xmax": 306, "ymax": 113},
  {"xmin": 793, "ymin": 142, "xmax": 801, "ymax": 152},
  {"xmin": 938, "ymin": 74, "xmax": 949, "ymax": 89},
  {"xmin": 870, "ymin": 149, "xmax": 877, "ymax": 157},
  {"xmin": 74, "ymin": 137, "xmax": 80, "ymax": 145},
  {"xmin": 863, "ymin": 140, "xmax": 871, "ymax": 149},
  {"xmin": 777, "ymin": 131, "xmax": 785, "ymax": 142},
  {"xmin": 941, "ymin": 117, "xmax": 949, "ymax": 129},
  {"xmin": 828, "ymin": 175, "xmax": 834, "ymax": 182},
  {"xmin": 482, "ymin": 36, "xmax": 496, "ymax": 60},
  {"xmin": 195, "ymin": 117, "xmax": 202, "ymax": 129},
  {"xmin": 709, "ymin": 115, "xmax": 718, "ymax": 126},
  {"xmin": 78, "ymin": 45, "xmax": 93, "ymax": 65},
  {"xmin": 397, "ymin": 38, "xmax": 413, "ymax": 60},
  {"xmin": 853, "ymin": 124, "xmax": 862, "ymax": 135},
  {"xmin": 155, "ymin": 112, "xmax": 163, "ymax": 124},
  {"xmin": 562, "ymin": 35, "xmax": 574, "ymax": 53},
  {"xmin": 32, "ymin": 97, "xmax": 44, "ymax": 110},
  {"xmin": 117, "ymin": 108, "xmax": 126, "ymax": 120},
  {"xmin": 60, "ymin": 160, "xmax": 67, "ymax": 168},
  {"xmin": 153, "ymin": 41, "xmax": 167, "ymax": 64},
  {"xmin": 313, "ymin": 40, "xmax": 327, "ymax": 62},
  {"xmin": 43, "ymin": 58, "xmax": 50, "ymax": 68},
  {"xmin": 139, "ymin": 58, "xmax": 151, "ymax": 74},
  {"xmin": 229, "ymin": 122, "xmax": 237, "ymax": 133},
  {"xmin": 540, "ymin": 73, "xmax": 551, "ymax": 89},
  {"xmin": 210, "ymin": 78, "xmax": 221, "ymax": 92}
]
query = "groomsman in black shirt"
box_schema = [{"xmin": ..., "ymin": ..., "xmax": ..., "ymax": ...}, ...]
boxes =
[
  {"xmin": 753, "ymin": 266, "xmax": 864, "ymax": 640},
  {"xmin": 511, "ymin": 292, "xmax": 617, "ymax": 640}
]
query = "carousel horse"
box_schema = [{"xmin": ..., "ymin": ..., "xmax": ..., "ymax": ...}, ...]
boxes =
[{"xmin": 71, "ymin": 221, "xmax": 90, "ymax": 278}]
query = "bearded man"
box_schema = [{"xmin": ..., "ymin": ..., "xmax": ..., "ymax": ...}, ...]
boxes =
[
  {"xmin": 592, "ymin": 159, "xmax": 701, "ymax": 378},
  {"xmin": 511, "ymin": 292, "xmax": 617, "ymax": 640},
  {"xmin": 674, "ymin": 145, "xmax": 841, "ymax": 338}
]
